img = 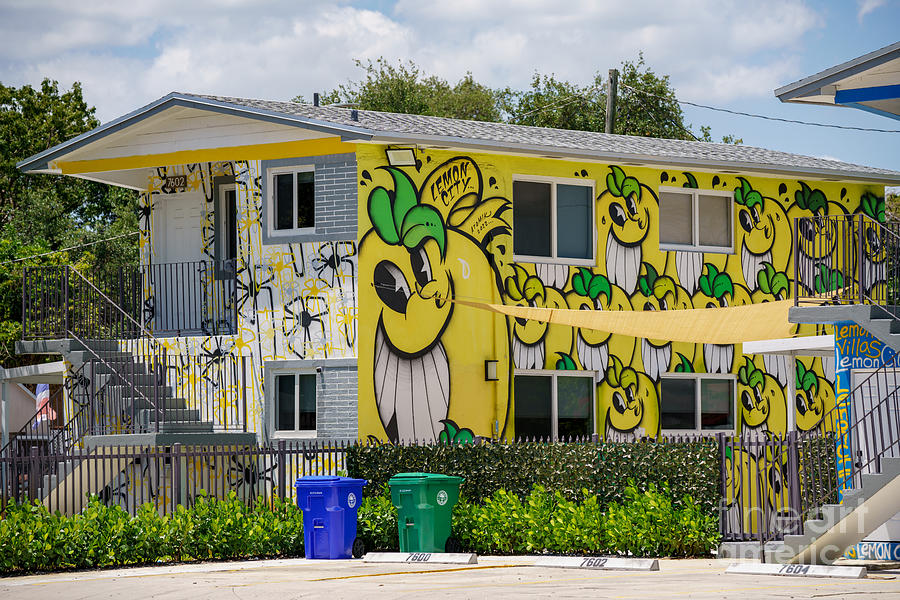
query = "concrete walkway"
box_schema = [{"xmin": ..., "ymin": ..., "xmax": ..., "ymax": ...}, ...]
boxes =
[{"xmin": 2, "ymin": 556, "xmax": 899, "ymax": 599}]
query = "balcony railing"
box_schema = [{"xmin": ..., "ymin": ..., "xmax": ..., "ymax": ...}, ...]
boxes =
[{"xmin": 22, "ymin": 261, "xmax": 237, "ymax": 340}]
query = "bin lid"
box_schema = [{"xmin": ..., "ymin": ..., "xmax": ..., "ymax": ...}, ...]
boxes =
[
  {"xmin": 389, "ymin": 472, "xmax": 462, "ymax": 482},
  {"xmin": 295, "ymin": 476, "xmax": 342, "ymax": 486}
]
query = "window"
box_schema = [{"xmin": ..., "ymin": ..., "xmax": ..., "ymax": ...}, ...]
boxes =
[
  {"xmin": 658, "ymin": 186, "xmax": 733, "ymax": 252},
  {"xmin": 513, "ymin": 176, "xmax": 594, "ymax": 262},
  {"xmin": 217, "ymin": 183, "xmax": 237, "ymax": 267},
  {"xmin": 514, "ymin": 370, "xmax": 595, "ymax": 439},
  {"xmin": 268, "ymin": 166, "xmax": 315, "ymax": 236},
  {"xmin": 660, "ymin": 374, "xmax": 735, "ymax": 434},
  {"xmin": 274, "ymin": 372, "xmax": 317, "ymax": 435}
]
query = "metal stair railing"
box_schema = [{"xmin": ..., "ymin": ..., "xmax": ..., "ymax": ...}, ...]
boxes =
[{"xmin": 794, "ymin": 214, "xmax": 900, "ymax": 323}]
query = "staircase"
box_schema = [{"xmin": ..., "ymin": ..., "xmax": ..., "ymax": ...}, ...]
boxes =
[{"xmin": 763, "ymin": 214, "xmax": 900, "ymax": 564}]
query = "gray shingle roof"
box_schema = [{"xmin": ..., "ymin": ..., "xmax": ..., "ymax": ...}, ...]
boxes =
[{"xmin": 188, "ymin": 93, "xmax": 900, "ymax": 183}]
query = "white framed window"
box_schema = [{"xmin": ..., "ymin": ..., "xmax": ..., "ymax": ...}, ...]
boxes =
[
  {"xmin": 267, "ymin": 165, "xmax": 315, "ymax": 238},
  {"xmin": 272, "ymin": 371, "xmax": 317, "ymax": 437},
  {"xmin": 513, "ymin": 175, "xmax": 595, "ymax": 264},
  {"xmin": 660, "ymin": 373, "xmax": 735, "ymax": 434},
  {"xmin": 658, "ymin": 186, "xmax": 734, "ymax": 253},
  {"xmin": 514, "ymin": 369, "xmax": 596, "ymax": 439}
]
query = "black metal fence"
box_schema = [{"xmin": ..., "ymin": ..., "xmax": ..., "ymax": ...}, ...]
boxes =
[
  {"xmin": 794, "ymin": 214, "xmax": 900, "ymax": 312},
  {"xmin": 22, "ymin": 261, "xmax": 237, "ymax": 340}
]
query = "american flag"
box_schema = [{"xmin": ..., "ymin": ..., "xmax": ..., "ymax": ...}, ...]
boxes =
[{"xmin": 33, "ymin": 383, "xmax": 56, "ymax": 428}]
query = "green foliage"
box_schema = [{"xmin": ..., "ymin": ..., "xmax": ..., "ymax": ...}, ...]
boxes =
[
  {"xmin": 0, "ymin": 493, "xmax": 305, "ymax": 574},
  {"xmin": 453, "ymin": 484, "xmax": 718, "ymax": 557},
  {"xmin": 307, "ymin": 58, "xmax": 500, "ymax": 122},
  {"xmin": 0, "ymin": 79, "xmax": 139, "ymax": 367},
  {"xmin": 356, "ymin": 486, "xmax": 399, "ymax": 552},
  {"xmin": 347, "ymin": 438, "xmax": 720, "ymax": 515}
]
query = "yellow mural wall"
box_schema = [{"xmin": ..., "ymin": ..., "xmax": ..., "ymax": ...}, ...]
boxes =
[{"xmin": 356, "ymin": 144, "xmax": 884, "ymax": 443}]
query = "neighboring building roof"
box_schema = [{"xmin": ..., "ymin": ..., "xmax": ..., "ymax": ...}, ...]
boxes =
[
  {"xmin": 775, "ymin": 41, "xmax": 900, "ymax": 120},
  {"xmin": 18, "ymin": 91, "xmax": 900, "ymax": 185}
]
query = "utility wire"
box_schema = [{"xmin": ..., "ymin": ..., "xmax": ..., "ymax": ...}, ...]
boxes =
[
  {"xmin": 620, "ymin": 83, "xmax": 900, "ymax": 134},
  {"xmin": 514, "ymin": 84, "xmax": 602, "ymax": 120},
  {"xmin": 0, "ymin": 231, "xmax": 139, "ymax": 268}
]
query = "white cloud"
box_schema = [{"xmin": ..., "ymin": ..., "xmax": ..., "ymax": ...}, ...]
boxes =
[
  {"xmin": 857, "ymin": 0, "xmax": 886, "ymax": 22},
  {"xmin": 0, "ymin": 0, "xmax": 826, "ymax": 122}
]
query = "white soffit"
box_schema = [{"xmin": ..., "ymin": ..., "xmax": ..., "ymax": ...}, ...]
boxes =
[{"xmin": 743, "ymin": 335, "xmax": 834, "ymax": 357}]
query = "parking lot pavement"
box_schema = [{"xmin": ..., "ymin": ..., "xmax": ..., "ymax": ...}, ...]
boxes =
[{"xmin": 2, "ymin": 556, "xmax": 899, "ymax": 599}]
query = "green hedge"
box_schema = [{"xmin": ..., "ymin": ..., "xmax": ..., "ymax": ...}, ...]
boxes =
[
  {"xmin": 1, "ymin": 483, "xmax": 718, "ymax": 574},
  {"xmin": 347, "ymin": 439, "xmax": 720, "ymax": 513}
]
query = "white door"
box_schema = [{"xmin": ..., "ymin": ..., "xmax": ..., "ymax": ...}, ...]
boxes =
[{"xmin": 152, "ymin": 192, "xmax": 205, "ymax": 334}]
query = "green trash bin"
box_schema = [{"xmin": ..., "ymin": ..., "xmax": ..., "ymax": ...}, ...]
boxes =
[{"xmin": 388, "ymin": 472, "xmax": 464, "ymax": 553}]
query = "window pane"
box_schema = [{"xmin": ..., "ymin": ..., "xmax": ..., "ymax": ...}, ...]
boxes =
[
  {"xmin": 557, "ymin": 376, "xmax": 593, "ymax": 438},
  {"xmin": 276, "ymin": 374, "xmax": 295, "ymax": 431},
  {"xmin": 698, "ymin": 194, "xmax": 731, "ymax": 248},
  {"xmin": 661, "ymin": 378, "xmax": 696, "ymax": 429},
  {"xmin": 514, "ymin": 375, "xmax": 552, "ymax": 439},
  {"xmin": 659, "ymin": 191, "xmax": 693, "ymax": 246},
  {"xmin": 296, "ymin": 171, "xmax": 315, "ymax": 229},
  {"xmin": 274, "ymin": 173, "xmax": 293, "ymax": 230},
  {"xmin": 298, "ymin": 373, "xmax": 317, "ymax": 431},
  {"xmin": 557, "ymin": 184, "xmax": 592, "ymax": 259},
  {"xmin": 225, "ymin": 189, "xmax": 237, "ymax": 261},
  {"xmin": 701, "ymin": 378, "xmax": 734, "ymax": 430},
  {"xmin": 513, "ymin": 181, "xmax": 552, "ymax": 257}
]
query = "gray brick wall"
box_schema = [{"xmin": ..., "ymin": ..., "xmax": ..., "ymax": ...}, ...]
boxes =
[
  {"xmin": 316, "ymin": 365, "xmax": 358, "ymax": 440},
  {"xmin": 260, "ymin": 153, "xmax": 358, "ymax": 244}
]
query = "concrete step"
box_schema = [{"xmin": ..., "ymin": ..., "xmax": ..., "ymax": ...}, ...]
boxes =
[
  {"xmin": 152, "ymin": 421, "xmax": 214, "ymax": 433},
  {"xmin": 137, "ymin": 408, "xmax": 201, "ymax": 424}
]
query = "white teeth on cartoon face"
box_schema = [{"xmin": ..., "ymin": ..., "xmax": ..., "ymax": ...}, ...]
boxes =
[
  {"xmin": 605, "ymin": 421, "xmax": 640, "ymax": 442},
  {"xmin": 641, "ymin": 339, "xmax": 671, "ymax": 381},
  {"xmin": 535, "ymin": 263, "xmax": 569, "ymax": 289},
  {"xmin": 512, "ymin": 334, "xmax": 545, "ymax": 369},
  {"xmin": 675, "ymin": 251, "xmax": 702, "ymax": 295},
  {"xmin": 763, "ymin": 354, "xmax": 790, "ymax": 388},
  {"xmin": 606, "ymin": 236, "xmax": 641, "ymax": 295},
  {"xmin": 741, "ymin": 247, "xmax": 772, "ymax": 292},
  {"xmin": 374, "ymin": 324, "xmax": 449, "ymax": 442},
  {"xmin": 577, "ymin": 332, "xmax": 609, "ymax": 375},
  {"xmin": 704, "ymin": 344, "xmax": 733, "ymax": 374}
]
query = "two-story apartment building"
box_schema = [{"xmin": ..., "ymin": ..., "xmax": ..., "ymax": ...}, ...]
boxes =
[{"xmin": 15, "ymin": 92, "xmax": 900, "ymax": 448}]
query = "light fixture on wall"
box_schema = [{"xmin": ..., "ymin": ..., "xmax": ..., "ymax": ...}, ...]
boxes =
[
  {"xmin": 484, "ymin": 360, "xmax": 499, "ymax": 382},
  {"xmin": 386, "ymin": 147, "xmax": 417, "ymax": 167}
]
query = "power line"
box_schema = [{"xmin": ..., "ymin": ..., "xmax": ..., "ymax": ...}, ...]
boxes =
[
  {"xmin": 620, "ymin": 83, "xmax": 900, "ymax": 134},
  {"xmin": 513, "ymin": 84, "xmax": 602, "ymax": 120},
  {"xmin": 0, "ymin": 231, "xmax": 139, "ymax": 268}
]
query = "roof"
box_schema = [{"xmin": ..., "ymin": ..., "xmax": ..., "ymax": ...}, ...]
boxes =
[
  {"xmin": 775, "ymin": 41, "xmax": 900, "ymax": 120},
  {"xmin": 18, "ymin": 91, "xmax": 900, "ymax": 185}
]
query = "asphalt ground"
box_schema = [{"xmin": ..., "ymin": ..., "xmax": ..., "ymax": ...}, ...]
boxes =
[{"xmin": 2, "ymin": 556, "xmax": 900, "ymax": 599}]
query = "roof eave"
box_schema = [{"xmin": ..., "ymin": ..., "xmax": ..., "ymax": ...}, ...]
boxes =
[
  {"xmin": 775, "ymin": 41, "xmax": 900, "ymax": 102},
  {"xmin": 17, "ymin": 93, "xmax": 375, "ymax": 173},
  {"xmin": 369, "ymin": 132, "xmax": 900, "ymax": 185}
]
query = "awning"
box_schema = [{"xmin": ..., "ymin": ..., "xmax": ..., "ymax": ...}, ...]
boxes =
[{"xmin": 455, "ymin": 298, "xmax": 801, "ymax": 344}]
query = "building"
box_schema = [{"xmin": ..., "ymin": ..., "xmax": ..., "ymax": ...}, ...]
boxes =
[{"xmin": 12, "ymin": 92, "xmax": 900, "ymax": 453}]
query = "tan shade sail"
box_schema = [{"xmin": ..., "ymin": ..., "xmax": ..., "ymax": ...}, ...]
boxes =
[{"xmin": 454, "ymin": 298, "xmax": 799, "ymax": 344}]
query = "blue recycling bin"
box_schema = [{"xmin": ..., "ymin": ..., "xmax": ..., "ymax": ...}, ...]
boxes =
[{"xmin": 294, "ymin": 475, "xmax": 367, "ymax": 559}]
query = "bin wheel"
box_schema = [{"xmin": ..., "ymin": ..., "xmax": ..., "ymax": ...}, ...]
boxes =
[
  {"xmin": 352, "ymin": 537, "xmax": 366, "ymax": 558},
  {"xmin": 445, "ymin": 536, "xmax": 462, "ymax": 553}
]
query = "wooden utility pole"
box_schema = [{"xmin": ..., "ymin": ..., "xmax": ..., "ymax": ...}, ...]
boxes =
[{"xmin": 605, "ymin": 69, "xmax": 619, "ymax": 134}]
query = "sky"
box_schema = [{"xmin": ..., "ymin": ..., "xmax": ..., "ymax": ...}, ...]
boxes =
[{"xmin": 1, "ymin": 0, "xmax": 898, "ymax": 177}]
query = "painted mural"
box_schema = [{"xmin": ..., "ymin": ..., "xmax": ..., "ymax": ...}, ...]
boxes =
[
  {"xmin": 356, "ymin": 146, "xmax": 884, "ymax": 443},
  {"xmin": 136, "ymin": 159, "xmax": 358, "ymax": 436}
]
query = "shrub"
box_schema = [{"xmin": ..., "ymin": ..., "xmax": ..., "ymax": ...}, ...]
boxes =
[{"xmin": 347, "ymin": 439, "xmax": 720, "ymax": 513}]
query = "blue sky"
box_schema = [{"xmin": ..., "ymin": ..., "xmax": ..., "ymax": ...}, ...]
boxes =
[{"xmin": 1, "ymin": 0, "xmax": 897, "ymax": 177}]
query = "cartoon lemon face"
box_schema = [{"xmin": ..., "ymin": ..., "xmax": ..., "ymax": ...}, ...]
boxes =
[
  {"xmin": 737, "ymin": 357, "xmax": 786, "ymax": 435},
  {"xmin": 795, "ymin": 358, "xmax": 835, "ymax": 433},
  {"xmin": 599, "ymin": 355, "xmax": 659, "ymax": 438},
  {"xmin": 691, "ymin": 264, "xmax": 751, "ymax": 374},
  {"xmin": 630, "ymin": 263, "xmax": 692, "ymax": 381},
  {"xmin": 505, "ymin": 264, "xmax": 573, "ymax": 370},
  {"xmin": 732, "ymin": 178, "xmax": 789, "ymax": 293}
]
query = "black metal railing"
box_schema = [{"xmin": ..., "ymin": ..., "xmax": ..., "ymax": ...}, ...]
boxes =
[
  {"xmin": 794, "ymin": 214, "xmax": 900, "ymax": 318},
  {"xmin": 22, "ymin": 261, "xmax": 237, "ymax": 340}
]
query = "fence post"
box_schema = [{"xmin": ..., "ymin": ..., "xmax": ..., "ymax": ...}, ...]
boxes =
[
  {"xmin": 172, "ymin": 443, "xmax": 182, "ymax": 513},
  {"xmin": 63, "ymin": 266, "xmax": 70, "ymax": 336},
  {"xmin": 277, "ymin": 440, "xmax": 286, "ymax": 501},
  {"xmin": 28, "ymin": 445, "xmax": 40, "ymax": 501},
  {"xmin": 786, "ymin": 430, "xmax": 802, "ymax": 535},
  {"xmin": 717, "ymin": 433, "xmax": 727, "ymax": 541},
  {"xmin": 793, "ymin": 217, "xmax": 799, "ymax": 305},
  {"xmin": 858, "ymin": 213, "xmax": 866, "ymax": 303}
]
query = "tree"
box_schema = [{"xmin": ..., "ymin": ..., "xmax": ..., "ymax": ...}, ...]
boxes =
[
  {"xmin": 0, "ymin": 79, "xmax": 139, "ymax": 367},
  {"xmin": 300, "ymin": 58, "xmax": 500, "ymax": 122},
  {"xmin": 307, "ymin": 55, "xmax": 740, "ymax": 143},
  {"xmin": 887, "ymin": 190, "xmax": 899, "ymax": 220}
]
